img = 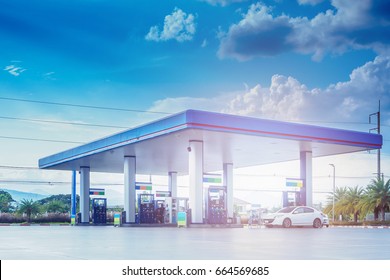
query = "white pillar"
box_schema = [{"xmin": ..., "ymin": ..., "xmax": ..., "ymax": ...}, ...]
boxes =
[
  {"xmin": 80, "ymin": 166, "xmax": 90, "ymax": 223},
  {"xmin": 300, "ymin": 151, "xmax": 313, "ymax": 207},
  {"xmin": 189, "ymin": 140, "xmax": 204, "ymax": 223},
  {"xmin": 168, "ymin": 171, "xmax": 178, "ymax": 198},
  {"xmin": 223, "ymin": 163, "xmax": 234, "ymax": 218},
  {"xmin": 71, "ymin": 170, "xmax": 77, "ymax": 216},
  {"xmin": 124, "ymin": 156, "xmax": 136, "ymax": 223}
]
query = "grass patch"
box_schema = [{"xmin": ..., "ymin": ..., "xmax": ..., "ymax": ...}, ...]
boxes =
[{"xmin": 331, "ymin": 220, "xmax": 390, "ymax": 226}]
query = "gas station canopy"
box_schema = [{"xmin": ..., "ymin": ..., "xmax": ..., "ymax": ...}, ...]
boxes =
[{"xmin": 39, "ymin": 109, "xmax": 382, "ymax": 174}]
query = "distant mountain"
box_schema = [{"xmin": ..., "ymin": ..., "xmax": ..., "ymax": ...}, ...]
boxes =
[
  {"xmin": 0, "ymin": 188, "xmax": 48, "ymax": 203},
  {"xmin": 1, "ymin": 187, "xmax": 124, "ymax": 206}
]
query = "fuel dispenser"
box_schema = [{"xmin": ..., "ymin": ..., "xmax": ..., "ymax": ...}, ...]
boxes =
[
  {"xmin": 165, "ymin": 197, "xmax": 189, "ymax": 224},
  {"xmin": 164, "ymin": 197, "xmax": 173, "ymax": 224},
  {"xmin": 138, "ymin": 193, "xmax": 155, "ymax": 224},
  {"xmin": 284, "ymin": 178, "xmax": 305, "ymax": 207},
  {"xmin": 155, "ymin": 200, "xmax": 165, "ymax": 224},
  {"xmin": 92, "ymin": 198, "xmax": 107, "ymax": 224},
  {"xmin": 282, "ymin": 191, "xmax": 301, "ymax": 207},
  {"xmin": 206, "ymin": 186, "xmax": 227, "ymax": 224}
]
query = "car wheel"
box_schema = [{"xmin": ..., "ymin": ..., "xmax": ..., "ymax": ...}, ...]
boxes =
[
  {"xmin": 313, "ymin": 218, "xmax": 322, "ymax": 228},
  {"xmin": 282, "ymin": 218, "xmax": 292, "ymax": 228}
]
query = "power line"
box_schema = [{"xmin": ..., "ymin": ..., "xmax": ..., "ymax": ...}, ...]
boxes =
[
  {"xmin": 0, "ymin": 170, "xmax": 375, "ymax": 185},
  {"xmin": 0, "ymin": 115, "xmax": 130, "ymax": 129},
  {"xmin": 0, "ymin": 180, "xmax": 70, "ymax": 185},
  {"xmin": 2, "ymin": 113, "xmax": 383, "ymax": 140},
  {"xmin": 0, "ymin": 163, "xmax": 385, "ymax": 180},
  {"xmin": 0, "ymin": 165, "xmax": 39, "ymax": 170},
  {"xmin": 0, "ymin": 96, "xmax": 171, "ymax": 115},
  {"xmin": 1, "ymin": 96, "xmax": 389, "ymax": 128},
  {"xmin": 289, "ymin": 120, "xmax": 370, "ymax": 125},
  {"xmin": 0, "ymin": 135, "xmax": 85, "ymax": 144},
  {"xmin": 0, "ymin": 179, "xmax": 356, "ymax": 196},
  {"xmin": 235, "ymin": 173, "xmax": 380, "ymax": 180}
]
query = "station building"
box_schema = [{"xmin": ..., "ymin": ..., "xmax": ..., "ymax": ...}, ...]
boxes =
[{"xmin": 39, "ymin": 110, "xmax": 382, "ymax": 224}]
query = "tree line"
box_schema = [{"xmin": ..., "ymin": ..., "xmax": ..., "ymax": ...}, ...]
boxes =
[
  {"xmin": 2, "ymin": 177, "xmax": 390, "ymax": 224},
  {"xmin": 0, "ymin": 191, "xmax": 79, "ymax": 223},
  {"xmin": 324, "ymin": 178, "xmax": 390, "ymax": 223}
]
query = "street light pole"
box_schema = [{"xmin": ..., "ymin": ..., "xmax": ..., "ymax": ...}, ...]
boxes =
[
  {"xmin": 329, "ymin": 164, "xmax": 335, "ymax": 223},
  {"xmin": 369, "ymin": 100, "xmax": 381, "ymax": 180}
]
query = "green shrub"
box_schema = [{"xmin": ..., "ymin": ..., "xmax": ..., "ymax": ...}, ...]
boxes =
[
  {"xmin": 331, "ymin": 220, "xmax": 390, "ymax": 226},
  {"xmin": 0, "ymin": 213, "xmax": 26, "ymax": 223},
  {"xmin": 0, "ymin": 213, "xmax": 70, "ymax": 223},
  {"xmin": 362, "ymin": 220, "xmax": 390, "ymax": 227},
  {"xmin": 32, "ymin": 213, "xmax": 70, "ymax": 223},
  {"xmin": 331, "ymin": 221, "xmax": 363, "ymax": 226}
]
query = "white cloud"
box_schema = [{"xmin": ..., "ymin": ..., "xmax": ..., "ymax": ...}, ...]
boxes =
[
  {"xmin": 148, "ymin": 55, "xmax": 390, "ymax": 124},
  {"xmin": 218, "ymin": 0, "xmax": 390, "ymax": 61},
  {"xmin": 43, "ymin": 72, "xmax": 56, "ymax": 80},
  {"xmin": 217, "ymin": 4, "xmax": 295, "ymax": 60},
  {"xmin": 149, "ymin": 96, "xmax": 225, "ymax": 114},
  {"xmin": 4, "ymin": 65, "xmax": 27, "ymax": 76},
  {"xmin": 201, "ymin": 0, "xmax": 248, "ymax": 6},
  {"xmin": 145, "ymin": 8, "xmax": 196, "ymax": 42},
  {"xmin": 223, "ymin": 75, "xmax": 306, "ymax": 120},
  {"xmin": 297, "ymin": 0, "xmax": 325, "ymax": 5},
  {"xmin": 224, "ymin": 55, "xmax": 390, "ymax": 122}
]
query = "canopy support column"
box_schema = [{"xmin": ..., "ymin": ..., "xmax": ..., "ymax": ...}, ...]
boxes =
[
  {"xmin": 223, "ymin": 163, "xmax": 234, "ymax": 219},
  {"xmin": 300, "ymin": 151, "xmax": 313, "ymax": 207},
  {"xmin": 168, "ymin": 171, "xmax": 178, "ymax": 198},
  {"xmin": 80, "ymin": 166, "xmax": 90, "ymax": 223},
  {"xmin": 71, "ymin": 170, "xmax": 77, "ymax": 217},
  {"xmin": 124, "ymin": 156, "xmax": 136, "ymax": 223},
  {"xmin": 189, "ymin": 140, "xmax": 204, "ymax": 223}
]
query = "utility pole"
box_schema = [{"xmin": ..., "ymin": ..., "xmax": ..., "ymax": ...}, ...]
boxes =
[
  {"xmin": 369, "ymin": 100, "xmax": 381, "ymax": 180},
  {"xmin": 329, "ymin": 164, "xmax": 336, "ymax": 222}
]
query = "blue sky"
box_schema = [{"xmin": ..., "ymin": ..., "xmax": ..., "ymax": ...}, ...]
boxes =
[
  {"xmin": 1, "ymin": 0, "xmax": 385, "ymax": 98},
  {"xmin": 1, "ymin": 0, "xmax": 390, "ymax": 205}
]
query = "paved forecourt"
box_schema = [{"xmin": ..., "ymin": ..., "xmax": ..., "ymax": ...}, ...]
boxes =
[{"xmin": 1, "ymin": 226, "xmax": 390, "ymax": 260}]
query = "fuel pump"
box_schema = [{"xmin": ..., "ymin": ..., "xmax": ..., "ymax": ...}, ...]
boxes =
[
  {"xmin": 165, "ymin": 197, "xmax": 189, "ymax": 224},
  {"xmin": 164, "ymin": 197, "xmax": 173, "ymax": 223},
  {"xmin": 206, "ymin": 186, "xmax": 227, "ymax": 224},
  {"xmin": 155, "ymin": 200, "xmax": 165, "ymax": 224},
  {"xmin": 92, "ymin": 198, "xmax": 107, "ymax": 224},
  {"xmin": 138, "ymin": 194, "xmax": 155, "ymax": 223}
]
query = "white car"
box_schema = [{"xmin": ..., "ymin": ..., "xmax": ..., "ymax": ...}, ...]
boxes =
[
  {"xmin": 262, "ymin": 206, "xmax": 326, "ymax": 228},
  {"xmin": 322, "ymin": 214, "xmax": 329, "ymax": 227}
]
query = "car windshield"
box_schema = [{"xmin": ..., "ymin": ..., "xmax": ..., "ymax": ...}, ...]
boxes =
[{"xmin": 277, "ymin": 206, "xmax": 296, "ymax": 213}]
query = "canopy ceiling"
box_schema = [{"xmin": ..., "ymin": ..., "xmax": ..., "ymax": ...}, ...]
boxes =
[{"xmin": 39, "ymin": 110, "xmax": 382, "ymax": 175}]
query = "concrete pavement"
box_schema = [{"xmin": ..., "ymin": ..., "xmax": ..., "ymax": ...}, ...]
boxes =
[{"xmin": 1, "ymin": 226, "xmax": 390, "ymax": 260}]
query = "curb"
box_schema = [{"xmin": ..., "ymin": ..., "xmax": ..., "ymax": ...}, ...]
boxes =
[
  {"xmin": 0, "ymin": 223, "xmax": 70, "ymax": 227},
  {"xmin": 331, "ymin": 225, "xmax": 390, "ymax": 229},
  {"xmin": 1, "ymin": 224, "xmax": 389, "ymax": 229}
]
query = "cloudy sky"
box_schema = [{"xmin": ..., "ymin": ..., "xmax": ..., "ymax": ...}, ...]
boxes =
[{"xmin": 0, "ymin": 0, "xmax": 389, "ymax": 206}]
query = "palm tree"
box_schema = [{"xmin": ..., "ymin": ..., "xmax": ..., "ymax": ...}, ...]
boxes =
[
  {"xmin": 18, "ymin": 199, "xmax": 41, "ymax": 223},
  {"xmin": 324, "ymin": 186, "xmax": 348, "ymax": 220},
  {"xmin": 359, "ymin": 178, "xmax": 390, "ymax": 221},
  {"xmin": 336, "ymin": 186, "xmax": 364, "ymax": 222}
]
